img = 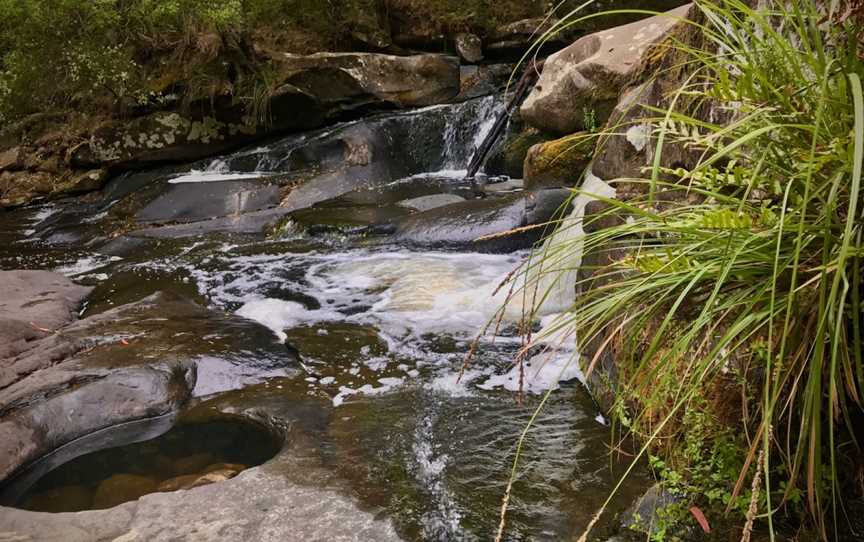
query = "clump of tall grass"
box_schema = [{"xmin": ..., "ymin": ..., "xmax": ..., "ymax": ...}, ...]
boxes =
[{"xmin": 497, "ymin": 0, "xmax": 864, "ymax": 539}]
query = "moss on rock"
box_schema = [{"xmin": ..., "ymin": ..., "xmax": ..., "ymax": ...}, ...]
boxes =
[
  {"xmin": 523, "ymin": 133, "xmax": 596, "ymax": 189},
  {"xmin": 499, "ymin": 127, "xmax": 549, "ymax": 179}
]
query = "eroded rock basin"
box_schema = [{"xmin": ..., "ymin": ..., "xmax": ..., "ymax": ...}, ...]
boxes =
[
  {"xmin": 11, "ymin": 419, "xmax": 282, "ymax": 513},
  {"xmin": 0, "ymin": 98, "xmax": 651, "ymax": 541}
]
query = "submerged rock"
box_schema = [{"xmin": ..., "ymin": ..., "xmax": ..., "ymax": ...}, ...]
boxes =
[
  {"xmin": 396, "ymin": 193, "xmax": 466, "ymax": 212},
  {"xmin": 520, "ymin": 4, "xmax": 692, "ymax": 135},
  {"xmin": 156, "ymin": 467, "xmax": 241, "ymax": 493},
  {"xmin": 20, "ymin": 485, "xmax": 92, "ymax": 513},
  {"xmin": 92, "ymin": 474, "xmax": 158, "ymax": 509}
]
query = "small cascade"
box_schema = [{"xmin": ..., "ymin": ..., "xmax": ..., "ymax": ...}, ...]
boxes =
[
  {"xmin": 440, "ymin": 95, "xmax": 504, "ymax": 171},
  {"xmin": 464, "ymin": 64, "xmax": 541, "ymax": 179},
  {"xmin": 525, "ymin": 171, "xmax": 616, "ymax": 316}
]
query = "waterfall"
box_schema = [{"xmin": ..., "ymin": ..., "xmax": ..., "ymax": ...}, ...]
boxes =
[
  {"xmin": 528, "ymin": 171, "xmax": 616, "ymax": 316},
  {"xmin": 440, "ymin": 95, "xmax": 505, "ymax": 171}
]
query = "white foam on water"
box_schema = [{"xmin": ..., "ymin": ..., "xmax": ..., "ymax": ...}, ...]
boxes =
[
  {"xmin": 478, "ymin": 351, "xmax": 583, "ymax": 394},
  {"xmin": 521, "ymin": 171, "xmax": 617, "ymax": 315},
  {"xmin": 54, "ymin": 255, "xmax": 122, "ymax": 277},
  {"xmin": 21, "ymin": 204, "xmax": 59, "ymax": 236},
  {"xmin": 149, "ymin": 244, "xmax": 595, "ymax": 401},
  {"xmin": 428, "ymin": 369, "xmax": 488, "ymax": 397},
  {"xmin": 332, "ymin": 376, "xmax": 405, "ymax": 406},
  {"xmin": 235, "ymin": 298, "xmax": 340, "ymax": 342},
  {"xmin": 441, "ymin": 94, "xmax": 504, "ymax": 170},
  {"xmin": 168, "ymin": 171, "xmax": 272, "ymax": 184},
  {"xmin": 30, "ymin": 205, "xmax": 58, "ymax": 224},
  {"xmin": 142, "ymin": 172, "xmax": 616, "ymax": 402}
]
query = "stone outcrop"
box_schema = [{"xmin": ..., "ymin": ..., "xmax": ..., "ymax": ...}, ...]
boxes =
[
  {"xmin": 78, "ymin": 113, "xmax": 260, "ymax": 169},
  {"xmin": 270, "ymin": 52, "xmax": 460, "ymax": 112},
  {"xmin": 590, "ymin": 77, "xmax": 700, "ymax": 195},
  {"xmin": 455, "ymin": 33, "xmax": 484, "ymax": 63},
  {"xmin": 520, "ymin": 4, "xmax": 692, "ymax": 135},
  {"xmin": 0, "ymin": 369, "xmax": 401, "ymax": 542},
  {"xmin": 391, "ymin": 188, "xmax": 571, "ymax": 252},
  {"xmin": 0, "ymin": 52, "xmax": 460, "ymax": 208},
  {"xmin": 484, "ymin": 17, "xmax": 577, "ymax": 60},
  {"xmin": 0, "ymin": 289, "xmax": 299, "ymax": 488}
]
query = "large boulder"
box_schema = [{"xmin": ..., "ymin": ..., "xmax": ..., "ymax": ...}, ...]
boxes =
[
  {"xmin": 590, "ymin": 78, "xmax": 700, "ymax": 197},
  {"xmin": 520, "ymin": 4, "xmax": 692, "ymax": 135},
  {"xmin": 270, "ymin": 52, "xmax": 460, "ymax": 112}
]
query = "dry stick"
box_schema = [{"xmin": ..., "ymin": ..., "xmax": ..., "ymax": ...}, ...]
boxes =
[{"xmin": 741, "ymin": 445, "xmax": 767, "ymax": 542}]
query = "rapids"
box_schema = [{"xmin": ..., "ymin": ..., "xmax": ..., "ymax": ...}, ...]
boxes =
[{"xmin": 0, "ymin": 94, "xmax": 647, "ymax": 541}]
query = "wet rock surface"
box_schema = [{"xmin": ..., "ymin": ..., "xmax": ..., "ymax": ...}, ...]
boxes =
[
  {"xmin": 0, "ymin": 271, "xmax": 92, "ymax": 374},
  {"xmin": 0, "ymin": 290, "xmax": 300, "ymax": 486},
  {"xmin": 391, "ymin": 189, "xmax": 571, "ymax": 252},
  {"xmin": 0, "ymin": 24, "xmax": 677, "ymax": 534},
  {"xmin": 0, "ymin": 271, "xmax": 91, "ymax": 333}
]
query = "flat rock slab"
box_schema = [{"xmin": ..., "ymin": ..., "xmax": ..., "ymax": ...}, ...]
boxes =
[
  {"xmin": 135, "ymin": 180, "xmax": 282, "ymax": 224},
  {"xmin": 132, "ymin": 208, "xmax": 291, "ymax": 239},
  {"xmin": 0, "ymin": 291, "xmax": 299, "ymax": 491},
  {"xmin": 396, "ymin": 193, "xmax": 466, "ymax": 212},
  {"xmin": 0, "ymin": 370, "xmax": 400, "ymax": 542},
  {"xmin": 0, "ymin": 271, "xmax": 92, "ymax": 384},
  {"xmin": 0, "ymin": 271, "xmax": 91, "ymax": 332},
  {"xmin": 391, "ymin": 189, "xmax": 571, "ymax": 252},
  {"xmin": 0, "ymin": 461, "xmax": 400, "ymax": 542}
]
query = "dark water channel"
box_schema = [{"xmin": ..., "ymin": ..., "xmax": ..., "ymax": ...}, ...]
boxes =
[
  {"xmin": 17, "ymin": 420, "xmax": 281, "ymax": 513},
  {"xmin": 0, "ymin": 96, "xmax": 652, "ymax": 540}
]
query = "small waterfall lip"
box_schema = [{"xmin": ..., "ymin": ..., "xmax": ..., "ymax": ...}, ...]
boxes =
[
  {"xmin": 440, "ymin": 94, "xmax": 505, "ymax": 170},
  {"xmin": 181, "ymin": 93, "xmax": 508, "ymax": 176}
]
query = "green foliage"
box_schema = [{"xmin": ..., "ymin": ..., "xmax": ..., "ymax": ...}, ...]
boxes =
[
  {"xmin": 0, "ymin": 0, "xmax": 552, "ymax": 123},
  {"xmin": 499, "ymin": 0, "xmax": 864, "ymax": 539}
]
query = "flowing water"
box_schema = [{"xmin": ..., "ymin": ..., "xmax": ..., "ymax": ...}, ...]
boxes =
[{"xmin": 0, "ymin": 95, "xmax": 650, "ymax": 540}]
